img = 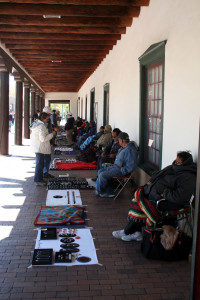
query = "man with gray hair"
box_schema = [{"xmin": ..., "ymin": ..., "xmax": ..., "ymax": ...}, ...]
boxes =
[{"xmin": 96, "ymin": 132, "xmax": 138, "ymax": 197}]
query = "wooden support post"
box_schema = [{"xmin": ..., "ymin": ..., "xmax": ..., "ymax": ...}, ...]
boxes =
[
  {"xmin": 0, "ymin": 56, "xmax": 9, "ymax": 155},
  {"xmin": 30, "ymin": 86, "xmax": 36, "ymax": 121},
  {"xmin": 13, "ymin": 70, "xmax": 23, "ymax": 145},
  {"xmin": 24, "ymin": 79, "xmax": 30, "ymax": 139},
  {"xmin": 35, "ymin": 91, "xmax": 40, "ymax": 112}
]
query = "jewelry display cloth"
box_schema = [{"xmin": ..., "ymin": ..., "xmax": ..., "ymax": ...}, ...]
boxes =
[
  {"xmin": 55, "ymin": 161, "xmax": 97, "ymax": 170},
  {"xmin": 46, "ymin": 190, "xmax": 82, "ymax": 206},
  {"xmin": 34, "ymin": 205, "xmax": 86, "ymax": 227},
  {"xmin": 54, "ymin": 147, "xmax": 78, "ymax": 155},
  {"xmin": 32, "ymin": 228, "xmax": 99, "ymax": 266}
]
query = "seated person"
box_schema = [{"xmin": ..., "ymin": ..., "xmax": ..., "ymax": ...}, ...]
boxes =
[
  {"xmin": 96, "ymin": 132, "xmax": 139, "ymax": 198},
  {"xmin": 112, "ymin": 151, "xmax": 197, "ymax": 242},
  {"xmin": 80, "ymin": 126, "xmax": 105, "ymax": 151},
  {"xmin": 95, "ymin": 125, "xmax": 112, "ymax": 150},
  {"xmin": 76, "ymin": 121, "xmax": 96, "ymax": 148},
  {"xmin": 97, "ymin": 128, "xmax": 122, "ymax": 170}
]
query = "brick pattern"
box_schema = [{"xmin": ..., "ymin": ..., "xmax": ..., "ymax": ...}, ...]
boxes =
[{"xmin": 0, "ymin": 137, "xmax": 191, "ymax": 299}]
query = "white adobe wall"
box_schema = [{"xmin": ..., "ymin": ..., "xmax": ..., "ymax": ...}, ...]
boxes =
[
  {"xmin": 78, "ymin": 0, "xmax": 200, "ymax": 171},
  {"xmin": 45, "ymin": 92, "xmax": 78, "ymax": 117}
]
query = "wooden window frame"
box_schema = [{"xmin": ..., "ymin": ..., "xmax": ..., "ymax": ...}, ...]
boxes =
[{"xmin": 138, "ymin": 41, "xmax": 166, "ymax": 175}]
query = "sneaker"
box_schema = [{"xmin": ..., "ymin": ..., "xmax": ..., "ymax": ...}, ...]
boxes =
[
  {"xmin": 112, "ymin": 229, "xmax": 125, "ymax": 239},
  {"xmin": 121, "ymin": 231, "xmax": 143, "ymax": 242},
  {"xmin": 35, "ymin": 181, "xmax": 47, "ymax": 187},
  {"xmin": 43, "ymin": 173, "xmax": 55, "ymax": 178},
  {"xmin": 99, "ymin": 193, "xmax": 115, "ymax": 198}
]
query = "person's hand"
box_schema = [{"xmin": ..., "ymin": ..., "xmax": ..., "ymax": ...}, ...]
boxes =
[
  {"xmin": 54, "ymin": 127, "xmax": 58, "ymax": 132},
  {"xmin": 109, "ymin": 153, "xmax": 115, "ymax": 158},
  {"xmin": 101, "ymin": 152, "xmax": 105, "ymax": 157}
]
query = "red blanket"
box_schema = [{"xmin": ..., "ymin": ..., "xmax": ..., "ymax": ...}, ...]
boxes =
[{"xmin": 55, "ymin": 161, "xmax": 97, "ymax": 170}]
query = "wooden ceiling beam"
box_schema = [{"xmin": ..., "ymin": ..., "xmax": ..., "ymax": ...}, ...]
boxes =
[
  {"xmin": 0, "ymin": 1, "xmax": 150, "ymax": 6},
  {"xmin": 0, "ymin": 4, "xmax": 140, "ymax": 18},
  {"xmin": 25, "ymin": 67, "xmax": 98, "ymax": 71},
  {"xmin": 0, "ymin": 15, "xmax": 133, "ymax": 27},
  {"xmin": 0, "ymin": 32, "xmax": 121, "ymax": 40},
  {"xmin": 5, "ymin": 44, "xmax": 114, "ymax": 51},
  {"xmin": 11, "ymin": 49, "xmax": 109, "ymax": 55},
  {"xmin": 0, "ymin": 25, "xmax": 126, "ymax": 35},
  {"xmin": 1, "ymin": 39, "xmax": 117, "ymax": 45}
]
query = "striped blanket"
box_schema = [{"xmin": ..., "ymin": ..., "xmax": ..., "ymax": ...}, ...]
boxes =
[
  {"xmin": 34, "ymin": 205, "xmax": 86, "ymax": 226},
  {"xmin": 128, "ymin": 186, "xmax": 161, "ymax": 226}
]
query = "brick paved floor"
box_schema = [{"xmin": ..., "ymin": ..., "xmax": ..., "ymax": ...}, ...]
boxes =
[{"xmin": 0, "ymin": 132, "xmax": 191, "ymax": 299}]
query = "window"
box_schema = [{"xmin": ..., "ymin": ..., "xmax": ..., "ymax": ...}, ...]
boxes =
[
  {"xmin": 85, "ymin": 95, "xmax": 87, "ymax": 120},
  {"xmin": 90, "ymin": 88, "xmax": 95, "ymax": 121},
  {"xmin": 139, "ymin": 41, "xmax": 166, "ymax": 174},
  {"xmin": 103, "ymin": 83, "xmax": 109, "ymax": 126}
]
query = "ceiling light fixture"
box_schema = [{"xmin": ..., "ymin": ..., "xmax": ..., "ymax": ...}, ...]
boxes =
[
  {"xmin": 43, "ymin": 15, "xmax": 61, "ymax": 19},
  {"xmin": 52, "ymin": 60, "xmax": 62, "ymax": 63}
]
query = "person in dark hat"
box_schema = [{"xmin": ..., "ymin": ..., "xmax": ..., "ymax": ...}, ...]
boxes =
[{"xmin": 95, "ymin": 132, "xmax": 139, "ymax": 197}]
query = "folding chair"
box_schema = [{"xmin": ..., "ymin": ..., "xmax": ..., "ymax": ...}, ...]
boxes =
[{"xmin": 113, "ymin": 173, "xmax": 133, "ymax": 200}]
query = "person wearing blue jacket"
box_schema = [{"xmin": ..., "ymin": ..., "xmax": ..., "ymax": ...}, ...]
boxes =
[
  {"xmin": 76, "ymin": 121, "xmax": 96, "ymax": 148},
  {"xmin": 96, "ymin": 132, "xmax": 138, "ymax": 197}
]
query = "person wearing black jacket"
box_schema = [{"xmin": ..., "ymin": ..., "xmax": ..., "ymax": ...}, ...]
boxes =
[
  {"xmin": 64, "ymin": 112, "xmax": 75, "ymax": 145},
  {"xmin": 112, "ymin": 151, "xmax": 197, "ymax": 242}
]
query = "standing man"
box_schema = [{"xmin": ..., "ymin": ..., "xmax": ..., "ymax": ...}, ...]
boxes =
[
  {"xmin": 30, "ymin": 112, "xmax": 57, "ymax": 186},
  {"xmin": 42, "ymin": 106, "xmax": 55, "ymax": 178},
  {"xmin": 50, "ymin": 109, "xmax": 57, "ymax": 128}
]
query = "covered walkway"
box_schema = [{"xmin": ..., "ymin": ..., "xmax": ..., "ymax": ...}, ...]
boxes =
[{"xmin": 0, "ymin": 133, "xmax": 191, "ymax": 299}]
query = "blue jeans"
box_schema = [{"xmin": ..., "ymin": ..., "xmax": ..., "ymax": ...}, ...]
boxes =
[
  {"xmin": 34, "ymin": 153, "xmax": 51, "ymax": 182},
  {"xmin": 43, "ymin": 154, "xmax": 51, "ymax": 175},
  {"xmin": 96, "ymin": 165, "xmax": 122, "ymax": 195}
]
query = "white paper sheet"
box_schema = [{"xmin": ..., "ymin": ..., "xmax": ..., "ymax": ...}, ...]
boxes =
[
  {"xmin": 33, "ymin": 228, "xmax": 99, "ymax": 266},
  {"xmin": 46, "ymin": 190, "xmax": 82, "ymax": 206}
]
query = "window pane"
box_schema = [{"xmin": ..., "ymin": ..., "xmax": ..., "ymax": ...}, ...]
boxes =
[
  {"xmin": 159, "ymin": 64, "xmax": 162, "ymax": 81},
  {"xmin": 158, "ymin": 100, "xmax": 162, "ymax": 116},
  {"xmin": 151, "ymin": 101, "xmax": 154, "ymax": 116},
  {"xmin": 155, "ymin": 67, "xmax": 158, "ymax": 83},
  {"xmin": 152, "ymin": 68, "xmax": 154, "ymax": 83},
  {"xmin": 155, "ymin": 83, "xmax": 158, "ymax": 100},
  {"xmin": 148, "ymin": 117, "xmax": 152, "ymax": 131},
  {"xmin": 152, "ymin": 118, "xmax": 156, "ymax": 132},
  {"xmin": 159, "ymin": 82, "xmax": 162, "ymax": 99}
]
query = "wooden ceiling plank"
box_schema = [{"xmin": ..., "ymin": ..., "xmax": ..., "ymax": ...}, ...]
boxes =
[
  {"xmin": 0, "ymin": 4, "xmax": 140, "ymax": 18},
  {"xmin": 11, "ymin": 49, "xmax": 109, "ymax": 55},
  {"xmin": 5, "ymin": 44, "xmax": 114, "ymax": 51},
  {"xmin": 0, "ymin": 25, "xmax": 126, "ymax": 35},
  {"xmin": 0, "ymin": 15, "xmax": 133, "ymax": 27},
  {"xmin": 0, "ymin": 1, "xmax": 150, "ymax": 6},
  {"xmin": 0, "ymin": 32, "xmax": 121, "ymax": 40},
  {"xmin": 1, "ymin": 39, "xmax": 117, "ymax": 45}
]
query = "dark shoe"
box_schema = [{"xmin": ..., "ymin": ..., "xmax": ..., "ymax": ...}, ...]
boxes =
[
  {"xmin": 35, "ymin": 181, "xmax": 47, "ymax": 187},
  {"xmin": 44, "ymin": 173, "xmax": 55, "ymax": 178}
]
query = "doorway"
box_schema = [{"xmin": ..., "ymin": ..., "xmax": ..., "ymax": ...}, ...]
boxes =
[{"xmin": 49, "ymin": 100, "xmax": 70, "ymax": 125}]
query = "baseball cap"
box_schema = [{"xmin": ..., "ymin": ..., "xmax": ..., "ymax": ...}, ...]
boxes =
[
  {"xmin": 118, "ymin": 132, "xmax": 130, "ymax": 142},
  {"xmin": 43, "ymin": 106, "xmax": 52, "ymax": 114}
]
